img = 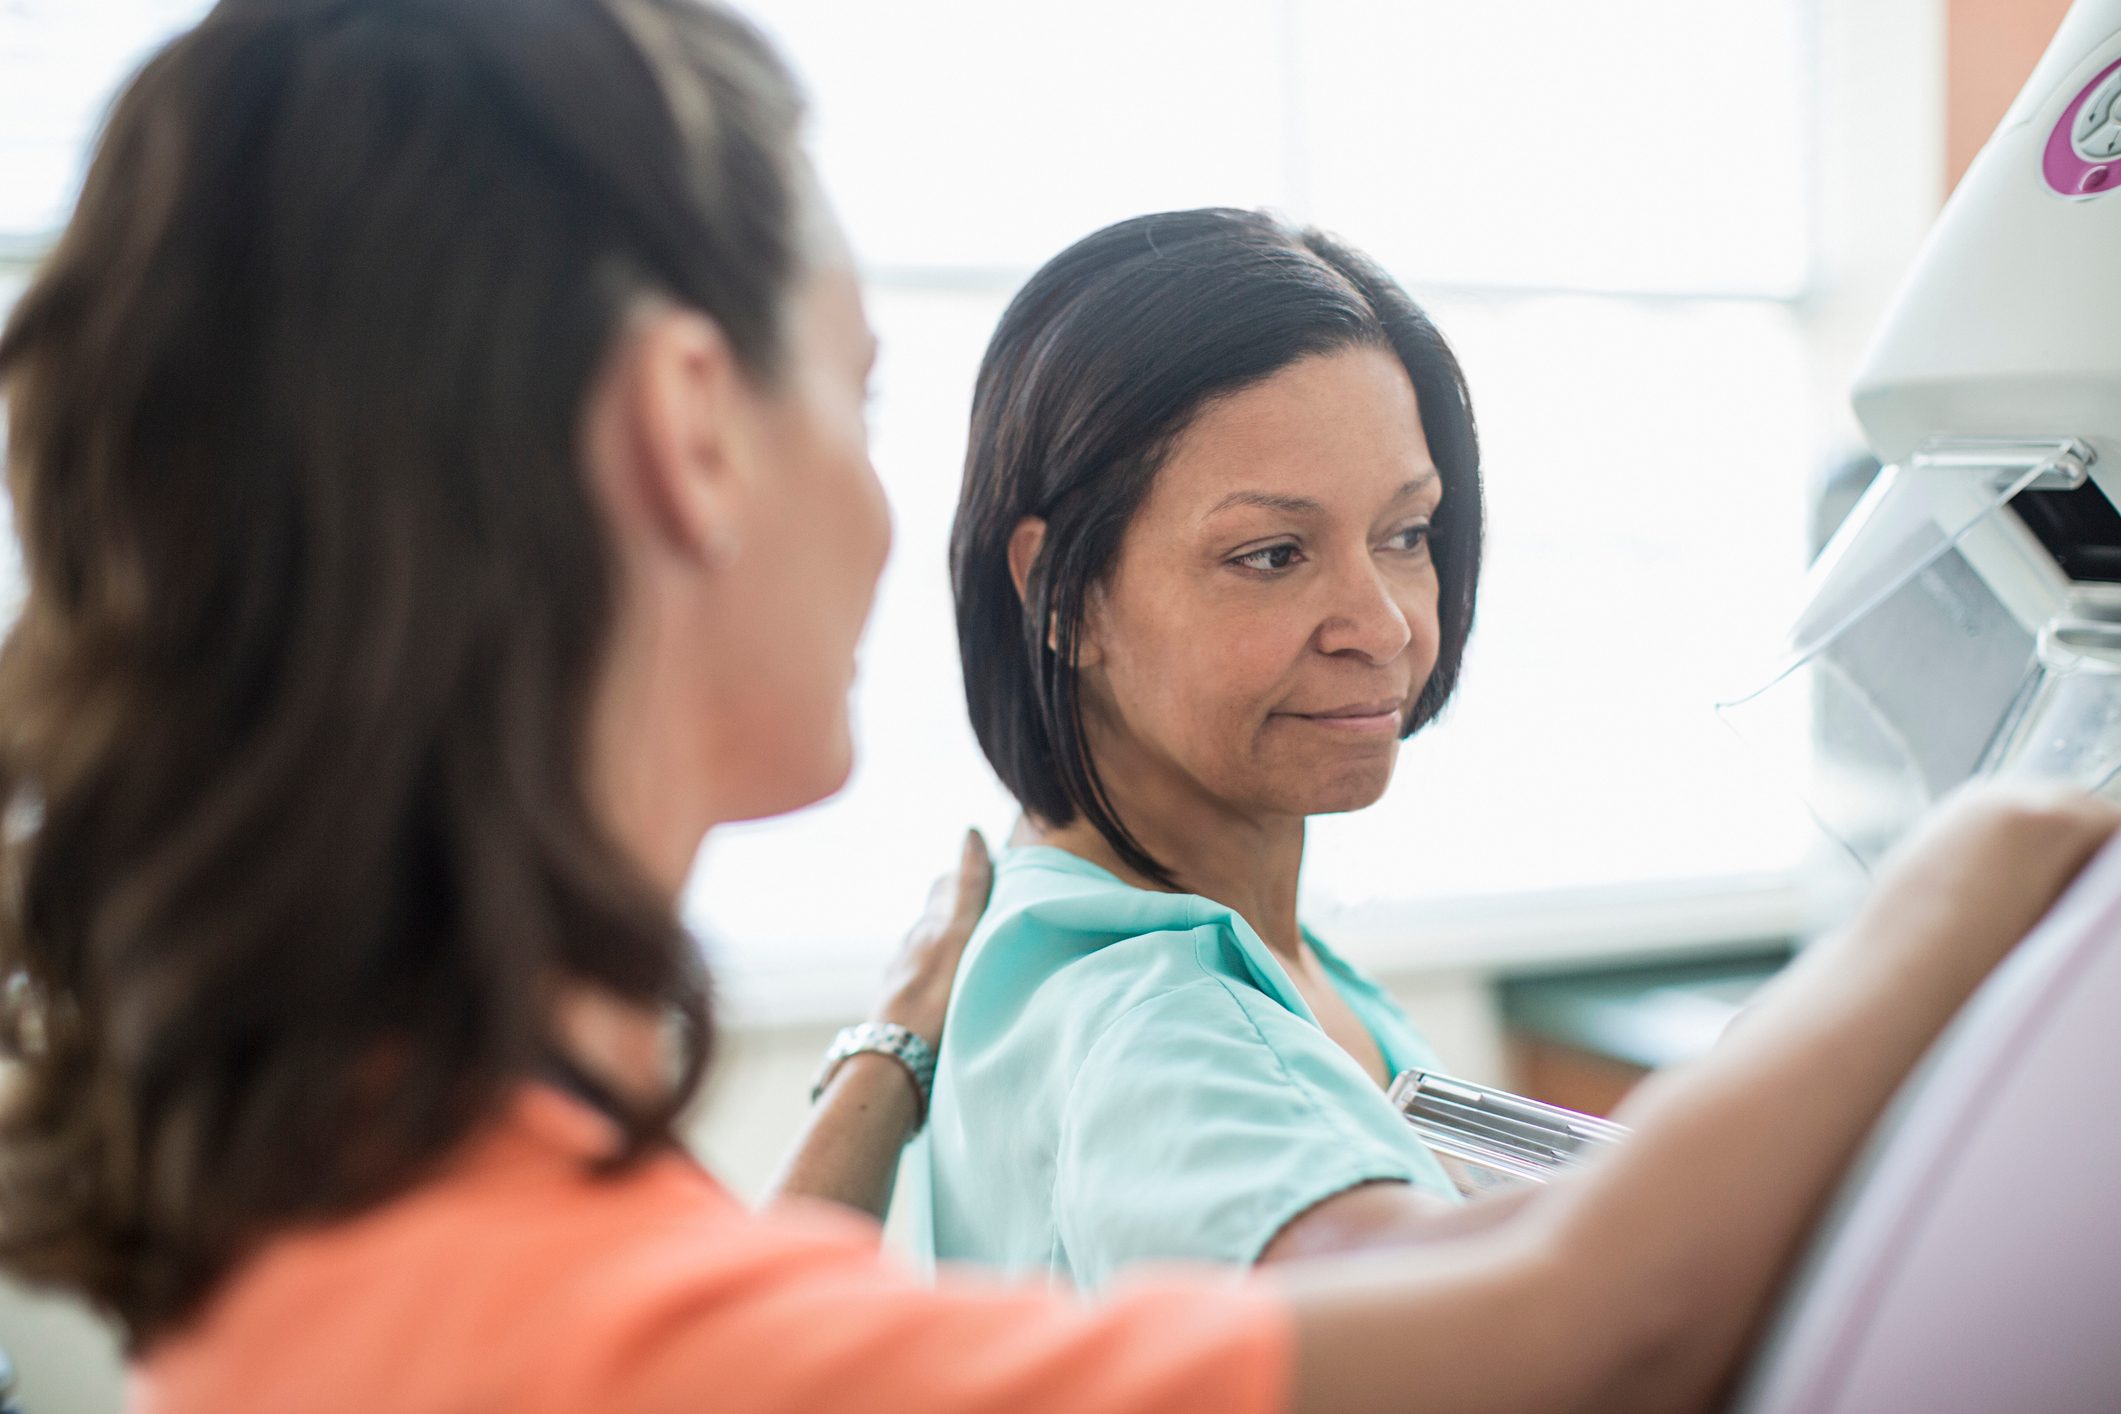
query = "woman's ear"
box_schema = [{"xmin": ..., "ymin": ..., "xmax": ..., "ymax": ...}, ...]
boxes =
[
  {"xmin": 1007, "ymin": 516, "xmax": 1102, "ymax": 666},
  {"xmin": 1007, "ymin": 517, "xmax": 1066, "ymax": 655},
  {"xmin": 610, "ymin": 306, "xmax": 751, "ymax": 567},
  {"xmin": 1006, "ymin": 517, "xmax": 1046, "ymax": 605}
]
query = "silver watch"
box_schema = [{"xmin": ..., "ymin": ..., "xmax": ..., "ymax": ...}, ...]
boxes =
[{"xmin": 810, "ymin": 1021, "xmax": 937, "ymax": 1125}]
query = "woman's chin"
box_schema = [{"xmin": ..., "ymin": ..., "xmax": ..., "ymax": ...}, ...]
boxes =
[
  {"xmin": 1303, "ymin": 788, "xmax": 1391, "ymax": 818},
  {"xmin": 717, "ymin": 727, "xmax": 856, "ymax": 824},
  {"xmin": 1291, "ymin": 761, "xmax": 1398, "ymax": 817},
  {"xmin": 790, "ymin": 741, "xmax": 858, "ymax": 816}
]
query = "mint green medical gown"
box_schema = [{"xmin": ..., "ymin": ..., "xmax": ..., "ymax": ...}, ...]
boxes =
[{"xmin": 901, "ymin": 845, "xmax": 1460, "ymax": 1291}]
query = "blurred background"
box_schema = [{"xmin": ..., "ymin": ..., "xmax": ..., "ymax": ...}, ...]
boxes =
[{"xmin": 0, "ymin": 0, "xmax": 2076, "ymax": 1408}]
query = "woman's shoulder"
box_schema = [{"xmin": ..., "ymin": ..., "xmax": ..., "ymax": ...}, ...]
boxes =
[
  {"xmin": 936, "ymin": 847, "xmax": 1299, "ymax": 1068},
  {"xmin": 140, "ymin": 1086, "xmax": 1298, "ymax": 1414},
  {"xmin": 136, "ymin": 1089, "xmax": 883, "ymax": 1411},
  {"xmin": 964, "ymin": 848, "xmax": 1260, "ymax": 1000}
]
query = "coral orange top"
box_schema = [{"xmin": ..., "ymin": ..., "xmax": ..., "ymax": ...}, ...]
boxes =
[{"xmin": 131, "ymin": 1087, "xmax": 1294, "ymax": 1414}]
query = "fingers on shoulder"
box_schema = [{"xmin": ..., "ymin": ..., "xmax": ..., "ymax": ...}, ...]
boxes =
[{"xmin": 951, "ymin": 829, "xmax": 994, "ymax": 918}]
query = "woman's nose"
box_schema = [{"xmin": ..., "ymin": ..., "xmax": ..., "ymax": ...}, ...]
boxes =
[{"xmin": 1314, "ymin": 556, "xmax": 1413, "ymax": 664}]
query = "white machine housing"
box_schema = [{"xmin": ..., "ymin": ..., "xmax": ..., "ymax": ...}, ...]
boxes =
[
  {"xmin": 1850, "ymin": 0, "xmax": 2121, "ymax": 637},
  {"xmin": 1723, "ymin": 0, "xmax": 2121, "ymax": 862}
]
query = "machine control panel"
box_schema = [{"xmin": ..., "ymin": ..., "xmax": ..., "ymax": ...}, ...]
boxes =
[
  {"xmin": 2046, "ymin": 57, "xmax": 2121, "ymax": 195},
  {"xmin": 2071, "ymin": 67, "xmax": 2121, "ymax": 158}
]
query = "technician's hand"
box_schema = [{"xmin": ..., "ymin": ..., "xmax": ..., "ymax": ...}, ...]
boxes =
[
  {"xmin": 870, "ymin": 828, "xmax": 993, "ymax": 1049},
  {"xmin": 764, "ymin": 830, "xmax": 994, "ymax": 1218},
  {"xmin": 1850, "ymin": 780, "xmax": 2120, "ymax": 989}
]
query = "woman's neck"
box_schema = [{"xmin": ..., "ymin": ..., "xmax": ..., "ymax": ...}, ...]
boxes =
[
  {"xmin": 1022, "ymin": 805, "xmax": 1308, "ymax": 962},
  {"xmin": 551, "ymin": 981, "xmax": 674, "ymax": 1107}
]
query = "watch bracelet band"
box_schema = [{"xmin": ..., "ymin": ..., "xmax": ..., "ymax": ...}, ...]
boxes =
[{"xmin": 810, "ymin": 1021, "xmax": 937, "ymax": 1124}]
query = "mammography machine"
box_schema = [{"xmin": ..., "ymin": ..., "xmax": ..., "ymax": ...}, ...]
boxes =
[{"xmin": 1717, "ymin": 2, "xmax": 2121, "ymax": 1408}]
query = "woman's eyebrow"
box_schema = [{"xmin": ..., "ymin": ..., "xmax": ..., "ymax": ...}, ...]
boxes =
[
  {"xmin": 1206, "ymin": 490, "xmax": 1323, "ymax": 517},
  {"xmin": 1206, "ymin": 471, "xmax": 1441, "ymax": 520},
  {"xmin": 1391, "ymin": 470, "xmax": 1442, "ymax": 503}
]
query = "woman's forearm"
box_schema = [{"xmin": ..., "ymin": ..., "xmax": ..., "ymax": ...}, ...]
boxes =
[
  {"xmin": 1279, "ymin": 789, "xmax": 2116, "ymax": 1414},
  {"xmin": 1261, "ymin": 952, "xmax": 1962, "ymax": 1413},
  {"xmin": 760, "ymin": 1054, "xmax": 923, "ymax": 1222},
  {"xmin": 1272, "ymin": 939, "xmax": 1990, "ymax": 1414},
  {"xmin": 764, "ymin": 830, "xmax": 990, "ymax": 1221},
  {"xmin": 1537, "ymin": 795, "xmax": 2118, "ymax": 1406},
  {"xmin": 1258, "ymin": 1181, "xmax": 1535, "ymax": 1264},
  {"xmin": 1537, "ymin": 931, "xmax": 1981, "ymax": 1406}
]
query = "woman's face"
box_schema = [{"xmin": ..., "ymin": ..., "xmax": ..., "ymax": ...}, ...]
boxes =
[
  {"xmin": 699, "ymin": 248, "xmax": 891, "ymax": 823},
  {"xmin": 1078, "ymin": 344, "xmax": 1443, "ymax": 825}
]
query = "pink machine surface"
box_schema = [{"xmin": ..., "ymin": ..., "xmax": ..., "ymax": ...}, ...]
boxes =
[{"xmin": 1732, "ymin": 836, "xmax": 2121, "ymax": 1413}]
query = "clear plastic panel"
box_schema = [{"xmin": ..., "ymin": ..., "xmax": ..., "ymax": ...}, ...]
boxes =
[
  {"xmin": 1983, "ymin": 619, "xmax": 2121, "ymax": 794},
  {"xmin": 1719, "ymin": 462, "xmax": 2049, "ymax": 871}
]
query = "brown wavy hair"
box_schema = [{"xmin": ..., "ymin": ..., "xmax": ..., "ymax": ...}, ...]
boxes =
[{"xmin": 0, "ymin": 0, "xmax": 804, "ymax": 1346}]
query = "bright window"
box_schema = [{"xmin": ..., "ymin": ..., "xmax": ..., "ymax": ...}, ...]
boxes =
[
  {"xmin": 0, "ymin": 1, "xmax": 210, "ymax": 237},
  {"xmin": 701, "ymin": 0, "xmax": 1825, "ymax": 1012},
  {"xmin": 0, "ymin": 1, "xmax": 1831, "ymax": 1017}
]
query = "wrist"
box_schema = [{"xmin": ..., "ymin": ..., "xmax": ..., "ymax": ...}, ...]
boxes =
[
  {"xmin": 827, "ymin": 1052, "xmax": 923, "ymax": 1125},
  {"xmin": 869, "ymin": 990, "xmax": 947, "ymax": 1050},
  {"xmin": 811, "ymin": 1020, "xmax": 937, "ymax": 1127}
]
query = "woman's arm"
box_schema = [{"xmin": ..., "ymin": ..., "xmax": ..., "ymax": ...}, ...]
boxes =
[
  {"xmin": 1259, "ymin": 1182, "xmax": 1531, "ymax": 1262},
  {"xmin": 1275, "ymin": 784, "xmax": 2118, "ymax": 1413},
  {"xmin": 761, "ymin": 829, "xmax": 991, "ymax": 1220}
]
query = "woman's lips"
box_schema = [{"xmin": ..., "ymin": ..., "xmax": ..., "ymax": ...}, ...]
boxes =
[{"xmin": 1280, "ymin": 699, "xmax": 1406, "ymax": 734}]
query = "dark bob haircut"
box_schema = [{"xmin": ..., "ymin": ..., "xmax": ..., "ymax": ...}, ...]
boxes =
[{"xmin": 950, "ymin": 208, "xmax": 1484, "ymax": 887}]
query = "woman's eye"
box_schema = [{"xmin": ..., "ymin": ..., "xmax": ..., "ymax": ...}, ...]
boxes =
[
  {"xmin": 1387, "ymin": 522, "xmax": 1432, "ymax": 553},
  {"xmin": 1233, "ymin": 543, "xmax": 1301, "ymax": 573}
]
